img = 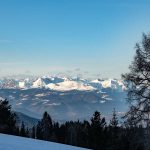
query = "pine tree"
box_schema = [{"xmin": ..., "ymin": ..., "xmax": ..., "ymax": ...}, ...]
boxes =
[
  {"xmin": 110, "ymin": 108, "xmax": 118, "ymax": 128},
  {"xmin": 77, "ymin": 120, "xmax": 90, "ymax": 148},
  {"xmin": 36, "ymin": 121, "xmax": 43, "ymax": 139},
  {"xmin": 58, "ymin": 124, "xmax": 67, "ymax": 144},
  {"xmin": 41, "ymin": 111, "xmax": 53, "ymax": 140},
  {"xmin": 36, "ymin": 111, "xmax": 53, "ymax": 141},
  {"xmin": 90, "ymin": 111, "xmax": 106, "ymax": 149},
  {"xmin": 91, "ymin": 111, "xmax": 106, "ymax": 128},
  {"xmin": 20, "ymin": 121, "xmax": 26, "ymax": 137},
  {"xmin": 0, "ymin": 99, "xmax": 17, "ymax": 134},
  {"xmin": 52, "ymin": 122, "xmax": 59, "ymax": 142},
  {"xmin": 26, "ymin": 127, "xmax": 29, "ymax": 137},
  {"xmin": 31, "ymin": 126, "xmax": 36, "ymax": 139},
  {"xmin": 109, "ymin": 109, "xmax": 120, "ymax": 150}
]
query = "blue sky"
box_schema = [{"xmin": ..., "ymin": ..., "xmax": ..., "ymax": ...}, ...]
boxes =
[{"xmin": 0, "ymin": 0, "xmax": 150, "ymax": 78}]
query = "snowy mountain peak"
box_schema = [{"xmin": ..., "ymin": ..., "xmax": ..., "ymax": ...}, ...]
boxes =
[
  {"xmin": 46, "ymin": 80, "xmax": 95, "ymax": 91},
  {"xmin": 0, "ymin": 76, "xmax": 126, "ymax": 92},
  {"xmin": 101, "ymin": 79, "xmax": 117, "ymax": 88},
  {"xmin": 32, "ymin": 78, "xmax": 46, "ymax": 88}
]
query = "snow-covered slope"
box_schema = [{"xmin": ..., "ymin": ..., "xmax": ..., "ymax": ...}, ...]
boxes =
[{"xmin": 0, "ymin": 134, "xmax": 88, "ymax": 150}]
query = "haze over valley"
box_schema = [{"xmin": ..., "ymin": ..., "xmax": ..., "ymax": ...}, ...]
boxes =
[{"xmin": 0, "ymin": 75, "xmax": 127, "ymax": 121}]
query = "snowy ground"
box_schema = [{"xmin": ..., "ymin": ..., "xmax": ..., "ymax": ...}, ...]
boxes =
[{"xmin": 0, "ymin": 134, "xmax": 88, "ymax": 150}]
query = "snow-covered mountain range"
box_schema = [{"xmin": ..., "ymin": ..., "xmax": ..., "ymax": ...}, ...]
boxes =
[
  {"xmin": 0, "ymin": 76, "xmax": 126, "ymax": 91},
  {"xmin": 0, "ymin": 76, "xmax": 127, "ymax": 121}
]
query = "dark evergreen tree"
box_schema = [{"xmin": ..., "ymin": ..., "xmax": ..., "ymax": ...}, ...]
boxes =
[
  {"xmin": 36, "ymin": 111, "xmax": 53, "ymax": 141},
  {"xmin": 14, "ymin": 126, "xmax": 20, "ymax": 136},
  {"xmin": 0, "ymin": 99, "xmax": 17, "ymax": 134},
  {"xmin": 31, "ymin": 126, "xmax": 36, "ymax": 139},
  {"xmin": 20, "ymin": 121, "xmax": 26, "ymax": 137},
  {"xmin": 109, "ymin": 109, "xmax": 120, "ymax": 150},
  {"xmin": 52, "ymin": 122, "xmax": 59, "ymax": 142},
  {"xmin": 41, "ymin": 111, "xmax": 53, "ymax": 140},
  {"xmin": 36, "ymin": 121, "xmax": 43, "ymax": 139},
  {"xmin": 77, "ymin": 120, "xmax": 90, "ymax": 148},
  {"xmin": 110, "ymin": 108, "xmax": 118, "ymax": 128},
  {"xmin": 66, "ymin": 121, "xmax": 78, "ymax": 145},
  {"xmin": 120, "ymin": 126, "xmax": 145, "ymax": 150},
  {"xmin": 26, "ymin": 127, "xmax": 29, "ymax": 137},
  {"xmin": 58, "ymin": 124, "xmax": 67, "ymax": 144},
  {"xmin": 90, "ymin": 111, "xmax": 106, "ymax": 149}
]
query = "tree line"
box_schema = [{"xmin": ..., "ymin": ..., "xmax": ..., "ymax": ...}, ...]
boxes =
[{"xmin": 0, "ymin": 99, "xmax": 146, "ymax": 150}]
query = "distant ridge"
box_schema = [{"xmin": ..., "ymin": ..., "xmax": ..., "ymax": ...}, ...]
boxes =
[
  {"xmin": 0, "ymin": 75, "xmax": 127, "ymax": 121},
  {"xmin": 15, "ymin": 112, "xmax": 39, "ymax": 128}
]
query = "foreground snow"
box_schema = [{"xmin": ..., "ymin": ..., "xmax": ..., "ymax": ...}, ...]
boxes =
[{"xmin": 0, "ymin": 134, "xmax": 88, "ymax": 150}]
